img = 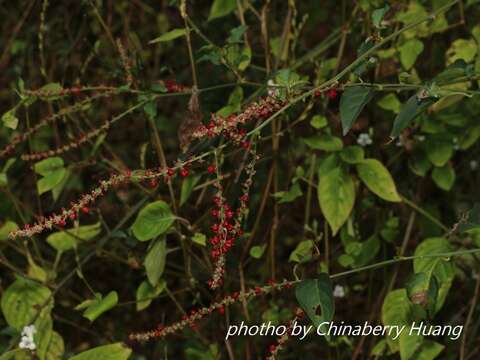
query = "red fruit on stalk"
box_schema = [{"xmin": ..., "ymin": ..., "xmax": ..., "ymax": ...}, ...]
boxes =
[
  {"xmin": 180, "ymin": 168, "xmax": 189, "ymax": 177},
  {"xmin": 207, "ymin": 165, "xmax": 216, "ymax": 174},
  {"xmin": 81, "ymin": 206, "xmax": 89, "ymax": 214},
  {"xmin": 327, "ymin": 89, "xmax": 338, "ymax": 99},
  {"xmin": 149, "ymin": 179, "xmax": 158, "ymax": 188}
]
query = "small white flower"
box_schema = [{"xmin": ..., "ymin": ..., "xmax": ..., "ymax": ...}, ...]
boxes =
[
  {"xmin": 19, "ymin": 324, "xmax": 36, "ymax": 351},
  {"xmin": 357, "ymin": 133, "xmax": 372, "ymax": 147},
  {"xmin": 333, "ymin": 285, "xmax": 345, "ymax": 298},
  {"xmin": 267, "ymin": 80, "xmax": 280, "ymax": 98},
  {"xmin": 21, "ymin": 325, "xmax": 36, "ymax": 338},
  {"xmin": 19, "ymin": 336, "xmax": 36, "ymax": 351},
  {"xmin": 395, "ymin": 139, "xmax": 403, "ymax": 147},
  {"xmin": 470, "ymin": 160, "xmax": 478, "ymax": 171},
  {"xmin": 416, "ymin": 135, "xmax": 425, "ymax": 142}
]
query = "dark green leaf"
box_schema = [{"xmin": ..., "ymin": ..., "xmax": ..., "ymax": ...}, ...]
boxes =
[{"xmin": 340, "ymin": 87, "xmax": 374, "ymax": 135}]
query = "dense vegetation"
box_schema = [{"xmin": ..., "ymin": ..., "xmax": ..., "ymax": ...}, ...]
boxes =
[{"xmin": 1, "ymin": 0, "xmax": 480, "ymax": 359}]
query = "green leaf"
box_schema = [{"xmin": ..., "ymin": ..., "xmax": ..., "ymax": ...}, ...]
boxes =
[
  {"xmin": 399, "ymin": 328, "xmax": 424, "ymax": 360},
  {"xmin": 310, "ymin": 115, "xmax": 328, "ymax": 129},
  {"xmin": 2, "ymin": 110, "xmax": 18, "ymax": 129},
  {"xmin": 406, "ymin": 272, "xmax": 438, "ymax": 316},
  {"xmin": 149, "ymin": 28, "xmax": 187, "ymax": 44},
  {"xmin": 250, "ymin": 244, "xmax": 267, "ymax": 259},
  {"xmin": 68, "ymin": 343, "xmax": 132, "ymax": 360},
  {"xmin": 227, "ymin": 25, "xmax": 248, "ymax": 44},
  {"xmin": 192, "ymin": 233, "xmax": 207, "ymax": 246},
  {"xmin": 356, "ymin": 159, "xmax": 401, "ymax": 202},
  {"xmin": 425, "ymin": 138, "xmax": 453, "ymax": 167},
  {"xmin": 289, "ymin": 240, "xmax": 314, "ymax": 263},
  {"xmin": 46, "ymin": 223, "xmax": 101, "ymax": 252},
  {"xmin": 340, "ymin": 87, "xmax": 374, "ymax": 135},
  {"xmin": 38, "ymin": 83, "xmax": 64, "ymax": 101},
  {"xmin": 381, "ymin": 289, "xmax": 420, "ymax": 351},
  {"xmin": 180, "ymin": 175, "xmax": 201, "ymax": 206},
  {"xmin": 431, "ymin": 164, "xmax": 455, "ymax": 191},
  {"xmin": 136, "ymin": 279, "xmax": 166, "ymax": 311},
  {"xmin": 145, "ymin": 237, "xmax": 166, "ymax": 286},
  {"xmin": 372, "ymin": 5, "xmax": 390, "ymax": 28},
  {"xmin": 391, "ymin": 95, "xmax": 433, "ymax": 138},
  {"xmin": 303, "ymin": 135, "xmax": 343, "ymax": 151},
  {"xmin": 414, "ymin": 237, "xmax": 455, "ymax": 313},
  {"xmin": 414, "ymin": 340, "xmax": 445, "ymax": 360},
  {"xmin": 208, "ymin": 0, "xmax": 236, "ymax": 21},
  {"xmin": 34, "ymin": 157, "xmax": 67, "ymax": 195},
  {"xmin": 131, "ymin": 200, "xmax": 175, "ymax": 241},
  {"xmin": 446, "ymin": 38, "xmax": 478, "ymax": 64},
  {"xmin": 274, "ymin": 183, "xmax": 303, "ymax": 204},
  {"xmin": 81, "ymin": 291, "xmax": 118, "ymax": 322},
  {"xmin": 317, "ymin": 167, "xmax": 355, "ymax": 235},
  {"xmin": 295, "ymin": 275, "xmax": 334, "ymax": 332},
  {"xmin": 0, "ymin": 220, "xmax": 18, "ymax": 241},
  {"xmin": 1, "ymin": 278, "xmax": 52, "ymax": 330},
  {"xmin": 398, "ymin": 39, "xmax": 424, "ymax": 70},
  {"xmin": 339, "ymin": 145, "xmax": 365, "ymax": 164},
  {"xmin": 377, "ymin": 94, "xmax": 401, "ymax": 114}
]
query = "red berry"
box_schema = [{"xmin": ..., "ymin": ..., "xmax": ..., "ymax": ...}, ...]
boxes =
[
  {"xmin": 211, "ymin": 209, "xmax": 219, "ymax": 218},
  {"xmin": 327, "ymin": 89, "xmax": 338, "ymax": 99},
  {"xmin": 59, "ymin": 219, "xmax": 66, "ymax": 227},
  {"xmin": 210, "ymin": 236, "xmax": 219, "ymax": 245},
  {"xmin": 241, "ymin": 141, "xmax": 250, "ymax": 149},
  {"xmin": 69, "ymin": 213, "xmax": 76, "ymax": 220},
  {"xmin": 207, "ymin": 165, "xmax": 216, "ymax": 174},
  {"xmin": 167, "ymin": 168, "xmax": 175, "ymax": 177},
  {"xmin": 211, "ymin": 224, "xmax": 219, "ymax": 233},
  {"xmin": 81, "ymin": 206, "xmax": 89, "ymax": 214},
  {"xmin": 149, "ymin": 179, "xmax": 158, "ymax": 188},
  {"xmin": 218, "ymin": 307, "xmax": 225, "ymax": 315},
  {"xmin": 269, "ymin": 344, "xmax": 276, "ymax": 353},
  {"xmin": 180, "ymin": 168, "xmax": 189, "ymax": 177}
]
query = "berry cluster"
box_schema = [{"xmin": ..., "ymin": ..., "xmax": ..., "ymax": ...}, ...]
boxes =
[
  {"xmin": 164, "ymin": 79, "xmax": 190, "ymax": 93},
  {"xmin": 8, "ymin": 159, "xmax": 198, "ymax": 239},
  {"xmin": 23, "ymin": 84, "xmax": 115, "ymax": 98},
  {"xmin": 21, "ymin": 119, "xmax": 111, "ymax": 161},
  {"xmin": 128, "ymin": 279, "xmax": 294, "ymax": 342},
  {"xmin": 191, "ymin": 95, "xmax": 286, "ymax": 143},
  {"xmin": 265, "ymin": 309, "xmax": 305, "ymax": 360},
  {"xmin": 0, "ymin": 92, "xmax": 113, "ymax": 159},
  {"xmin": 207, "ymin": 145, "xmax": 259, "ymax": 289},
  {"xmin": 116, "ymin": 39, "xmax": 133, "ymax": 87}
]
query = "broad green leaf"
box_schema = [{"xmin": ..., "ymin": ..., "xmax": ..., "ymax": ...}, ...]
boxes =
[
  {"xmin": 149, "ymin": 28, "xmax": 187, "ymax": 44},
  {"xmin": 446, "ymin": 38, "xmax": 477, "ymax": 65},
  {"xmin": 41, "ymin": 331, "xmax": 64, "ymax": 360},
  {"xmin": 1, "ymin": 278, "xmax": 51, "ymax": 330},
  {"xmin": 391, "ymin": 95, "xmax": 433, "ymax": 138},
  {"xmin": 180, "ymin": 175, "xmax": 201, "ymax": 206},
  {"xmin": 145, "ymin": 237, "xmax": 166, "ymax": 286},
  {"xmin": 295, "ymin": 275, "xmax": 334, "ymax": 332},
  {"xmin": 431, "ymin": 164, "xmax": 455, "ymax": 191},
  {"xmin": 372, "ymin": 5, "xmax": 390, "ymax": 28},
  {"xmin": 2, "ymin": 110, "xmax": 18, "ymax": 129},
  {"xmin": 382, "ymin": 289, "xmax": 422, "ymax": 351},
  {"xmin": 68, "ymin": 343, "xmax": 131, "ymax": 360},
  {"xmin": 339, "ymin": 145, "xmax": 364, "ymax": 164},
  {"xmin": 208, "ymin": 0, "xmax": 236, "ymax": 21},
  {"xmin": 318, "ymin": 167, "xmax": 355, "ymax": 235},
  {"xmin": 414, "ymin": 340, "xmax": 445, "ymax": 360},
  {"xmin": 27, "ymin": 253, "xmax": 48, "ymax": 283},
  {"xmin": 356, "ymin": 159, "xmax": 401, "ymax": 202},
  {"xmin": 408, "ymin": 151, "xmax": 432, "ymax": 177},
  {"xmin": 136, "ymin": 279, "xmax": 166, "ymax": 311},
  {"xmin": 192, "ymin": 233, "xmax": 207, "ymax": 246},
  {"xmin": 34, "ymin": 157, "xmax": 67, "ymax": 195},
  {"xmin": 274, "ymin": 182, "xmax": 303, "ymax": 204},
  {"xmin": 250, "ymin": 244, "xmax": 267, "ymax": 259},
  {"xmin": 46, "ymin": 223, "xmax": 101, "ymax": 252},
  {"xmin": 131, "ymin": 200, "xmax": 175, "ymax": 241},
  {"xmin": 425, "ymin": 138, "xmax": 453, "ymax": 167},
  {"xmin": 289, "ymin": 240, "xmax": 314, "ymax": 263},
  {"xmin": 406, "ymin": 272, "xmax": 438, "ymax": 316},
  {"xmin": 81, "ymin": 291, "xmax": 118, "ymax": 322},
  {"xmin": 377, "ymin": 94, "xmax": 401, "ymax": 114},
  {"xmin": 310, "ymin": 115, "xmax": 328, "ymax": 129},
  {"xmin": 399, "ymin": 328, "xmax": 424, "ymax": 360},
  {"xmin": 0, "ymin": 220, "xmax": 18, "ymax": 241},
  {"xmin": 414, "ymin": 237, "xmax": 455, "ymax": 313},
  {"xmin": 399, "ymin": 39, "xmax": 424, "ymax": 70},
  {"xmin": 304, "ymin": 135, "xmax": 343, "ymax": 151},
  {"xmin": 340, "ymin": 87, "xmax": 374, "ymax": 135},
  {"xmin": 38, "ymin": 83, "xmax": 64, "ymax": 101}
]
